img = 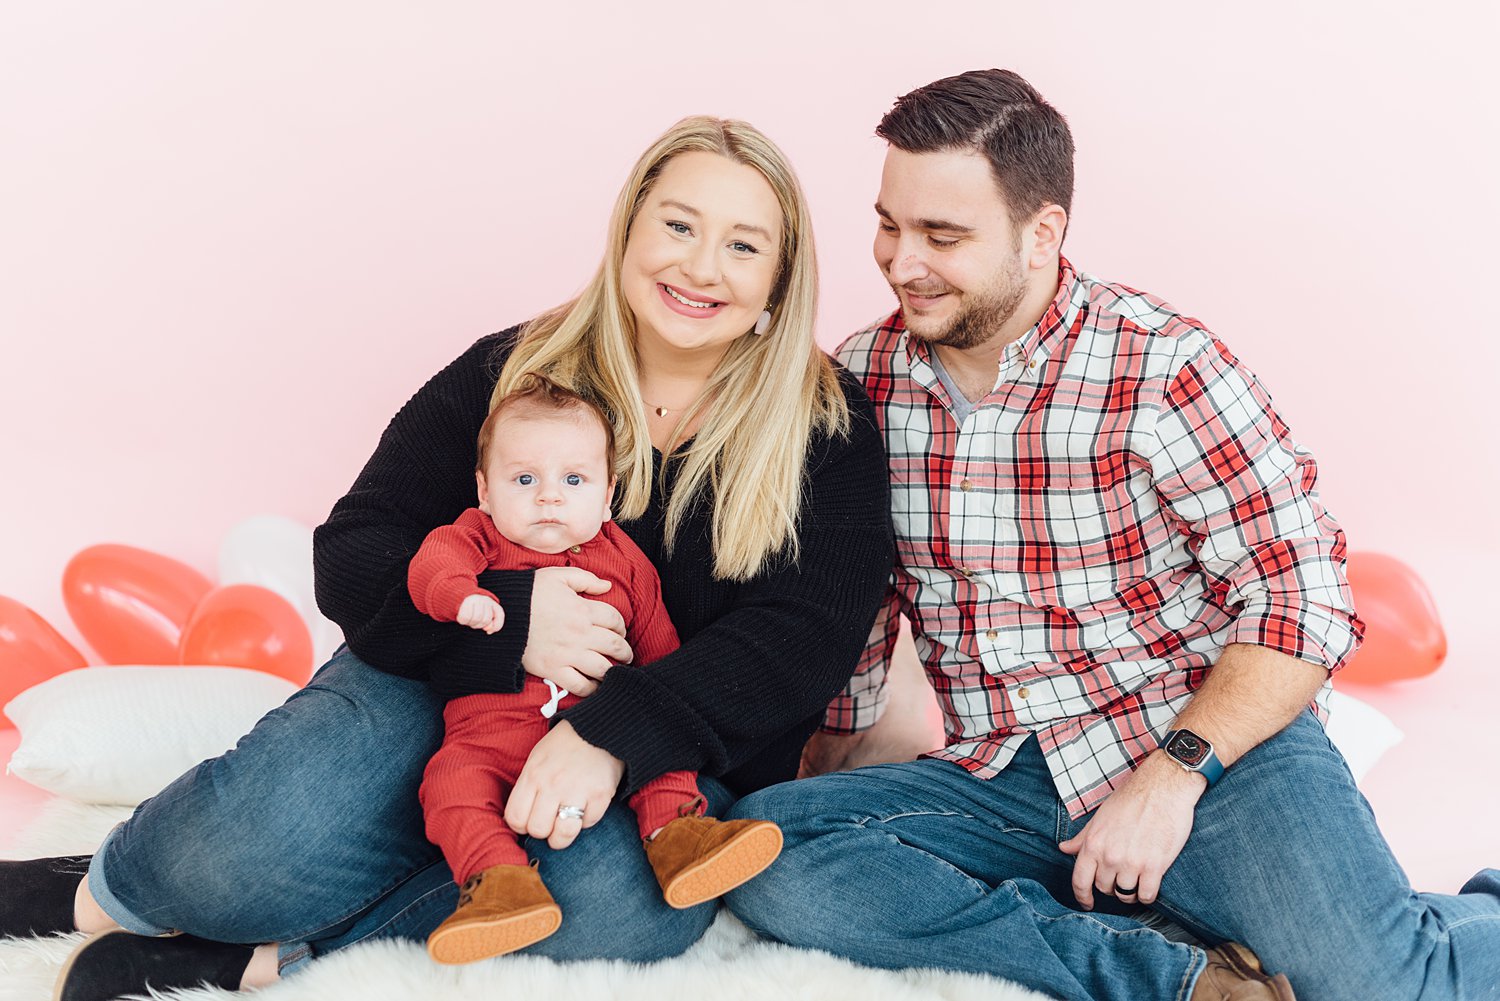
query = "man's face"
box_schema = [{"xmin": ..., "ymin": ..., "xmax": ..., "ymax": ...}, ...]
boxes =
[{"xmin": 874, "ymin": 147, "xmax": 1028, "ymax": 350}]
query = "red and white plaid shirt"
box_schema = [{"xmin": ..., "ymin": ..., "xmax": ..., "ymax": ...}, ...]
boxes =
[{"xmin": 829, "ymin": 259, "xmax": 1363, "ymax": 817}]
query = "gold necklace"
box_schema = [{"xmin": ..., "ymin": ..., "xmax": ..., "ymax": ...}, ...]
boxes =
[
  {"xmin": 641, "ymin": 378, "xmax": 715, "ymax": 419},
  {"xmin": 641, "ymin": 395, "xmax": 699, "ymax": 419}
]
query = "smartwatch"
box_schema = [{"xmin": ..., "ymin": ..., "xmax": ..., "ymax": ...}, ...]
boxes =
[{"xmin": 1160, "ymin": 728, "xmax": 1225, "ymax": 787}]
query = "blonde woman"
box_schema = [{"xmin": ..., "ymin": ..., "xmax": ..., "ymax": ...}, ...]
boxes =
[{"xmin": 9, "ymin": 118, "xmax": 893, "ymax": 1000}]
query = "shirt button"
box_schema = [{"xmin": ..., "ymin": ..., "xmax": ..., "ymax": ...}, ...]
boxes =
[
  {"xmin": 1017, "ymin": 687, "xmax": 1031, "ymax": 699},
  {"xmin": 985, "ymin": 629, "xmax": 998, "ymax": 640},
  {"xmin": 959, "ymin": 479, "xmax": 973, "ymax": 492},
  {"xmin": 569, "ymin": 545, "xmax": 581, "ymax": 554},
  {"xmin": 960, "ymin": 567, "xmax": 975, "ymax": 578}
]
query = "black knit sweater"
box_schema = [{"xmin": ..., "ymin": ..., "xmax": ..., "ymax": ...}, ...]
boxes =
[{"xmin": 312, "ymin": 328, "xmax": 894, "ymax": 796}]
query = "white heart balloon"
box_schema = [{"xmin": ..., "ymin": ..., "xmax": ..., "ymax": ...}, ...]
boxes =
[{"xmin": 218, "ymin": 515, "xmax": 344, "ymax": 668}]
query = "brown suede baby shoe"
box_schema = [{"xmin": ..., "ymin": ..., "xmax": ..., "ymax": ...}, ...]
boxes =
[
  {"xmin": 426, "ymin": 862, "xmax": 562, "ymax": 965},
  {"xmin": 644, "ymin": 815, "xmax": 783, "ymax": 909}
]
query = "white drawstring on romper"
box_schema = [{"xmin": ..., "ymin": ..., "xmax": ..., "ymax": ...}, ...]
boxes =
[{"xmin": 540, "ymin": 680, "xmax": 566, "ymax": 719}]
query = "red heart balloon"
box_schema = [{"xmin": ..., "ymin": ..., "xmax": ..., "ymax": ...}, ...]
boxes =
[
  {"xmin": 1340, "ymin": 552, "xmax": 1447, "ymax": 685},
  {"xmin": 0, "ymin": 596, "xmax": 88, "ymax": 727},
  {"xmin": 62, "ymin": 545, "xmax": 214, "ymax": 664},
  {"xmin": 178, "ymin": 584, "xmax": 314, "ymax": 685}
]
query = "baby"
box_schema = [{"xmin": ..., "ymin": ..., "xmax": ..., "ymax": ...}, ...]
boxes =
[{"xmin": 407, "ymin": 374, "xmax": 781, "ymax": 965}]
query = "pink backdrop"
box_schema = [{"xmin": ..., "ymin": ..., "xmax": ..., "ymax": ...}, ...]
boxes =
[{"xmin": 3, "ymin": 3, "xmax": 1497, "ymax": 885}]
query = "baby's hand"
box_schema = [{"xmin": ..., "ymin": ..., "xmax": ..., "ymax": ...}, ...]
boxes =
[{"xmin": 457, "ymin": 594, "xmax": 505, "ymax": 634}]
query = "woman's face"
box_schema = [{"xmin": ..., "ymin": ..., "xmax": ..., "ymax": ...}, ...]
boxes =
[{"xmin": 622, "ymin": 151, "xmax": 784, "ymax": 365}]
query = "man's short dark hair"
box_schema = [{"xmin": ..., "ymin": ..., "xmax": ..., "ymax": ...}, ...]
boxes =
[{"xmin": 877, "ymin": 69, "xmax": 1075, "ymax": 225}]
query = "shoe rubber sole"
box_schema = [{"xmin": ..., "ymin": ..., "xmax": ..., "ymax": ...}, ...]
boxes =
[
  {"xmin": 52, "ymin": 930, "xmax": 125, "ymax": 1001},
  {"xmin": 425, "ymin": 902, "xmax": 563, "ymax": 965},
  {"xmin": 660, "ymin": 820, "xmax": 783, "ymax": 909}
]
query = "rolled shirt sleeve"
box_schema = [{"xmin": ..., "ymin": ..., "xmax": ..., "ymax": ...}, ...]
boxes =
[{"xmin": 1148, "ymin": 335, "xmax": 1365, "ymax": 673}]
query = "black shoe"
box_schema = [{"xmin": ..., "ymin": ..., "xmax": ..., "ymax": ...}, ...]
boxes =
[
  {"xmin": 0, "ymin": 855, "xmax": 90, "ymax": 938},
  {"xmin": 55, "ymin": 929, "xmax": 255, "ymax": 1001}
]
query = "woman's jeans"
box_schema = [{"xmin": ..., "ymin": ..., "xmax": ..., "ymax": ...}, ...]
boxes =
[
  {"xmin": 87, "ymin": 647, "xmax": 733, "ymax": 974},
  {"xmin": 727, "ymin": 711, "xmax": 1500, "ymax": 1001}
]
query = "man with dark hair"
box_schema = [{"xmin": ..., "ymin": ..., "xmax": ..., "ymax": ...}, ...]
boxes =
[{"xmin": 726, "ymin": 69, "xmax": 1500, "ymax": 1001}]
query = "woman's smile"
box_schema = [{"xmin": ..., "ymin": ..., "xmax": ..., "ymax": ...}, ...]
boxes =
[{"xmin": 659, "ymin": 282, "xmax": 727, "ymax": 315}]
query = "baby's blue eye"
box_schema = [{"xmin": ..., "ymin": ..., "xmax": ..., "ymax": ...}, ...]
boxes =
[
  {"xmin": 516, "ymin": 474, "xmax": 535, "ymax": 485},
  {"xmin": 565, "ymin": 474, "xmax": 582, "ymax": 486}
]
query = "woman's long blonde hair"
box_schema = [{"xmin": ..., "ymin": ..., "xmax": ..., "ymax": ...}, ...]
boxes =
[{"xmin": 492, "ymin": 116, "xmax": 849, "ymax": 580}]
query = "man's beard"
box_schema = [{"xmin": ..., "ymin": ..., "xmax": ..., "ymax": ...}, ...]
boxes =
[{"xmin": 896, "ymin": 251, "xmax": 1028, "ymax": 351}]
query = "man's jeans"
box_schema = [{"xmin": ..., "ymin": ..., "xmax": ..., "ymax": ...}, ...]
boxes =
[
  {"xmin": 727, "ymin": 711, "xmax": 1500, "ymax": 1001},
  {"xmin": 87, "ymin": 647, "xmax": 731, "ymax": 974}
]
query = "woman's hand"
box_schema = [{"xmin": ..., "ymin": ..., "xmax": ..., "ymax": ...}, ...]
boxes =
[
  {"xmin": 522, "ymin": 566, "xmax": 633, "ymax": 696},
  {"xmin": 504, "ymin": 720, "xmax": 625, "ymax": 849}
]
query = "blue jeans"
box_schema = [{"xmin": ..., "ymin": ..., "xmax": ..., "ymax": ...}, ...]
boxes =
[
  {"xmin": 726, "ymin": 712, "xmax": 1500, "ymax": 1001},
  {"xmin": 87, "ymin": 648, "xmax": 731, "ymax": 974}
]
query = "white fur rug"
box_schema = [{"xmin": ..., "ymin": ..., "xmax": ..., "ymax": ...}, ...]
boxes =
[{"xmin": 0, "ymin": 800, "xmax": 1046, "ymax": 1001}]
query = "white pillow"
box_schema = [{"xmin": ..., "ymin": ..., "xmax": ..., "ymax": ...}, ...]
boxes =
[
  {"xmin": 1324, "ymin": 688, "xmax": 1404, "ymax": 782},
  {"xmin": 4, "ymin": 667, "xmax": 296, "ymax": 805}
]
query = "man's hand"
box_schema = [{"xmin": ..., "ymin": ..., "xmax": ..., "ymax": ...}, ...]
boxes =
[
  {"xmin": 456, "ymin": 594, "xmax": 504, "ymax": 634},
  {"xmin": 505, "ymin": 720, "xmax": 625, "ymax": 850},
  {"xmin": 522, "ymin": 566, "xmax": 633, "ymax": 697},
  {"xmin": 799, "ymin": 730, "xmax": 872, "ymax": 778},
  {"xmin": 1057, "ymin": 751, "xmax": 1204, "ymax": 909}
]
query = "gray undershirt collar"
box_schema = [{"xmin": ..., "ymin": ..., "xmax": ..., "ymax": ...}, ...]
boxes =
[{"xmin": 928, "ymin": 349, "xmax": 977, "ymax": 426}]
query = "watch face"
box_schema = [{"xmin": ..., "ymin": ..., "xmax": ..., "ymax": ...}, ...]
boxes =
[{"xmin": 1167, "ymin": 730, "xmax": 1210, "ymax": 767}]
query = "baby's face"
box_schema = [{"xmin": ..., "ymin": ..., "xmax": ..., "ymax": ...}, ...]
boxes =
[{"xmin": 477, "ymin": 411, "xmax": 615, "ymax": 554}]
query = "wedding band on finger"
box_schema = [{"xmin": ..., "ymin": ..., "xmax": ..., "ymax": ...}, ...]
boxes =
[{"xmin": 557, "ymin": 805, "xmax": 585, "ymax": 821}]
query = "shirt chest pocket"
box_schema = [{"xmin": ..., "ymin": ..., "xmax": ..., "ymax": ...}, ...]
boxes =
[{"xmin": 989, "ymin": 456, "xmax": 1151, "ymax": 609}]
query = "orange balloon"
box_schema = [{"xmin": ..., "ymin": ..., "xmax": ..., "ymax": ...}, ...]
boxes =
[
  {"xmin": 1340, "ymin": 552, "xmax": 1447, "ymax": 684},
  {"xmin": 178, "ymin": 584, "xmax": 314, "ymax": 685},
  {"xmin": 62, "ymin": 545, "xmax": 214, "ymax": 664},
  {"xmin": 0, "ymin": 596, "xmax": 88, "ymax": 727}
]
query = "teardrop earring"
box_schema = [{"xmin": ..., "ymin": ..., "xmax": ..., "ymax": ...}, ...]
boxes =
[{"xmin": 753, "ymin": 309, "xmax": 772, "ymax": 336}]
